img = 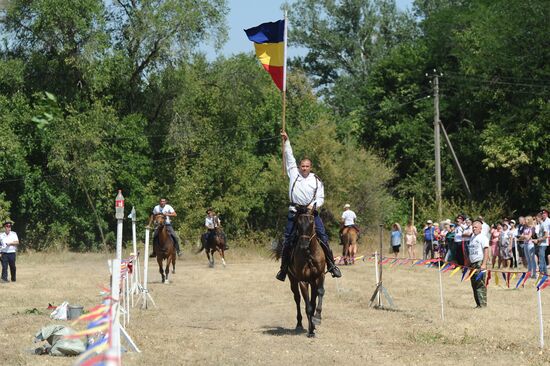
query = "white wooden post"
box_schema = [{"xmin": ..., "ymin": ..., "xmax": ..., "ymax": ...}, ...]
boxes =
[
  {"xmin": 374, "ymin": 251, "xmax": 381, "ymax": 306},
  {"xmin": 437, "ymin": 258, "xmax": 445, "ymax": 321},
  {"xmin": 106, "ymin": 259, "xmax": 121, "ymax": 366},
  {"xmin": 538, "ymin": 289, "xmax": 544, "ymax": 349},
  {"xmin": 139, "ymin": 227, "xmax": 156, "ymax": 309}
]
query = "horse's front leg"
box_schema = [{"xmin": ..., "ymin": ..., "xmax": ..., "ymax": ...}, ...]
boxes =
[
  {"xmin": 313, "ymin": 275, "xmax": 325, "ymax": 326},
  {"xmin": 157, "ymin": 257, "xmax": 165, "ymax": 283},
  {"xmin": 164, "ymin": 259, "xmax": 170, "ymax": 284},
  {"xmin": 299, "ymin": 282, "xmax": 315, "ymax": 337},
  {"xmin": 218, "ymin": 247, "xmax": 226, "ymax": 267},
  {"xmin": 207, "ymin": 249, "xmax": 214, "ymax": 268},
  {"xmin": 309, "ymin": 282, "xmax": 319, "ymax": 333},
  {"xmin": 290, "ymin": 278, "xmax": 303, "ymax": 331}
]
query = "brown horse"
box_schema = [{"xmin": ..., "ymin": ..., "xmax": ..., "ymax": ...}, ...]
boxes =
[
  {"xmin": 197, "ymin": 218, "xmax": 226, "ymax": 268},
  {"xmin": 276, "ymin": 206, "xmax": 326, "ymax": 338},
  {"xmin": 340, "ymin": 226, "xmax": 358, "ymax": 265},
  {"xmin": 153, "ymin": 214, "xmax": 176, "ymax": 283}
]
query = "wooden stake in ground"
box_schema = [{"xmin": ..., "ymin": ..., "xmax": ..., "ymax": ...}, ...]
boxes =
[{"xmin": 369, "ymin": 225, "xmax": 395, "ymax": 309}]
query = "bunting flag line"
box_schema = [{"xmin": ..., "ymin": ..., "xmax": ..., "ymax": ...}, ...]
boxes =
[
  {"xmin": 361, "ymin": 254, "xmax": 547, "ymax": 291},
  {"xmin": 244, "ymin": 20, "xmax": 286, "ymax": 90}
]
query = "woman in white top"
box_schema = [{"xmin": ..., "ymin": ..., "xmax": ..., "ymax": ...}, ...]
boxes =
[{"xmin": 405, "ymin": 219, "xmax": 417, "ymax": 259}]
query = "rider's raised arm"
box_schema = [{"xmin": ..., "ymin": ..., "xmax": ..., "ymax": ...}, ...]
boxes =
[{"xmin": 283, "ymin": 139, "xmax": 299, "ymax": 182}]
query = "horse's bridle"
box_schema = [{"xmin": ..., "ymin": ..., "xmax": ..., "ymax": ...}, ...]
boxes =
[{"xmin": 297, "ymin": 213, "xmax": 316, "ymax": 246}]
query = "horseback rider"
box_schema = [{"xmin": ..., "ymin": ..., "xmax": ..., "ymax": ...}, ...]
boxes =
[
  {"xmin": 276, "ymin": 131, "xmax": 342, "ymax": 281},
  {"xmin": 340, "ymin": 203, "xmax": 360, "ymax": 236},
  {"xmin": 149, "ymin": 198, "xmax": 181, "ymax": 257},
  {"xmin": 202, "ymin": 208, "xmax": 228, "ymax": 250}
]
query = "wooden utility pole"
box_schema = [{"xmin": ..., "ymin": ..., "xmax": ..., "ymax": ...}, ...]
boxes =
[{"xmin": 432, "ymin": 71, "xmax": 442, "ymax": 221}]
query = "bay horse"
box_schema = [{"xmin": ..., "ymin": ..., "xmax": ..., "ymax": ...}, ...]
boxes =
[
  {"xmin": 196, "ymin": 217, "xmax": 226, "ymax": 268},
  {"xmin": 340, "ymin": 226, "xmax": 358, "ymax": 265},
  {"xmin": 275, "ymin": 206, "xmax": 326, "ymax": 338},
  {"xmin": 153, "ymin": 214, "xmax": 176, "ymax": 283}
]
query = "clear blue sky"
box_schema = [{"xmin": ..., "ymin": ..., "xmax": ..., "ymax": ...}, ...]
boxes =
[{"xmin": 205, "ymin": 0, "xmax": 414, "ymax": 60}]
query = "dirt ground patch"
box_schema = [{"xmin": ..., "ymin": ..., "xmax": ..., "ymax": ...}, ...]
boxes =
[{"xmin": 1, "ymin": 248, "xmax": 550, "ymax": 365}]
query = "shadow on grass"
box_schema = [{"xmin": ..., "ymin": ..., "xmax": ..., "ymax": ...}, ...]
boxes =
[{"xmin": 261, "ymin": 326, "xmax": 307, "ymax": 336}]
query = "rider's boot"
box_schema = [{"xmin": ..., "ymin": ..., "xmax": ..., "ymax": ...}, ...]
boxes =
[
  {"xmin": 150, "ymin": 237, "xmax": 157, "ymax": 257},
  {"xmin": 173, "ymin": 236, "xmax": 182, "ymax": 257},
  {"xmin": 276, "ymin": 244, "xmax": 291, "ymax": 282},
  {"xmin": 319, "ymin": 241, "xmax": 342, "ymax": 278}
]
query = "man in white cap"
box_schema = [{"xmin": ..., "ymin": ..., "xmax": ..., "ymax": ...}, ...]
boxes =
[
  {"xmin": 423, "ymin": 220, "xmax": 436, "ymax": 259},
  {"xmin": 340, "ymin": 204, "xmax": 359, "ymax": 234},
  {"xmin": 0, "ymin": 220, "xmax": 19, "ymax": 283}
]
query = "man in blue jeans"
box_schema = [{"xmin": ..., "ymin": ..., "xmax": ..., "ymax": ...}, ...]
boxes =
[
  {"xmin": 423, "ymin": 220, "xmax": 436, "ymax": 259},
  {"xmin": 275, "ymin": 131, "xmax": 341, "ymax": 282},
  {"xmin": 0, "ymin": 221, "xmax": 19, "ymax": 283}
]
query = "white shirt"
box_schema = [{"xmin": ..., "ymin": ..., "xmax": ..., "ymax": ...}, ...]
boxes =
[
  {"xmin": 152, "ymin": 204, "xmax": 175, "ymax": 224},
  {"xmin": 342, "ymin": 210, "xmax": 357, "ymax": 226},
  {"xmin": 454, "ymin": 223, "xmax": 466, "ymax": 242},
  {"xmin": 0, "ymin": 231, "xmax": 19, "ymax": 253},
  {"xmin": 541, "ymin": 217, "xmax": 550, "ymax": 247},
  {"xmin": 468, "ymin": 233, "xmax": 489, "ymax": 263},
  {"xmin": 205, "ymin": 216, "xmax": 220, "ymax": 229},
  {"xmin": 284, "ymin": 140, "xmax": 324, "ymax": 209},
  {"xmin": 481, "ymin": 222, "xmax": 491, "ymax": 240}
]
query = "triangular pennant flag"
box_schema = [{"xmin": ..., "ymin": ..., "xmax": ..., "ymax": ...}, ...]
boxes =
[
  {"xmin": 537, "ymin": 275, "xmax": 548, "ymax": 289},
  {"xmin": 495, "ymin": 273, "xmax": 500, "ymax": 286},
  {"xmin": 474, "ymin": 270, "xmax": 485, "ymax": 281},
  {"xmin": 515, "ymin": 273, "xmax": 526, "ymax": 289},
  {"xmin": 486, "ymin": 270, "xmax": 492, "ymax": 286},
  {"xmin": 540, "ymin": 280, "xmax": 550, "ymax": 291},
  {"xmin": 466, "ymin": 268, "xmax": 478, "ymax": 281},
  {"xmin": 443, "ymin": 264, "xmax": 456, "ymax": 273},
  {"xmin": 461, "ymin": 267, "xmax": 470, "ymax": 282},
  {"xmin": 450, "ymin": 266, "xmax": 462, "ymax": 277},
  {"xmin": 506, "ymin": 272, "xmax": 511, "ymax": 288},
  {"xmin": 440, "ymin": 263, "xmax": 451, "ymax": 272},
  {"xmin": 521, "ymin": 272, "xmax": 532, "ymax": 287}
]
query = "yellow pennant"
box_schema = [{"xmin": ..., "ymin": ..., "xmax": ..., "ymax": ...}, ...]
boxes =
[
  {"xmin": 465, "ymin": 268, "xmax": 478, "ymax": 281},
  {"xmin": 450, "ymin": 266, "xmax": 462, "ymax": 277},
  {"xmin": 495, "ymin": 273, "xmax": 500, "ymax": 286}
]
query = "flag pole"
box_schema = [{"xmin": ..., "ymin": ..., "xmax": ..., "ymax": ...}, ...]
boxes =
[{"xmin": 281, "ymin": 11, "xmax": 288, "ymax": 175}]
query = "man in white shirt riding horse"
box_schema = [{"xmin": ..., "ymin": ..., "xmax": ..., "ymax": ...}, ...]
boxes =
[{"xmin": 275, "ymin": 131, "xmax": 342, "ymax": 281}]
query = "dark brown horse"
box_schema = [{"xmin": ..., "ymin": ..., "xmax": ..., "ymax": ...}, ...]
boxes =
[
  {"xmin": 196, "ymin": 218, "xmax": 226, "ymax": 268},
  {"xmin": 153, "ymin": 214, "xmax": 176, "ymax": 283},
  {"xmin": 340, "ymin": 226, "xmax": 358, "ymax": 265},
  {"xmin": 276, "ymin": 206, "xmax": 326, "ymax": 338}
]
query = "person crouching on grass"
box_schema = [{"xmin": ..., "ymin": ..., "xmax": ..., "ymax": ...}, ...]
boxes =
[{"xmin": 466, "ymin": 220, "xmax": 489, "ymax": 308}]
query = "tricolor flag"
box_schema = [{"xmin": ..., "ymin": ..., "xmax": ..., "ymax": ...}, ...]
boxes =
[{"xmin": 245, "ymin": 19, "xmax": 286, "ymax": 91}]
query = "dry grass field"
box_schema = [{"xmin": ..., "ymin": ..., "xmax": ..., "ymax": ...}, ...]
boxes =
[{"xmin": 2, "ymin": 243, "xmax": 550, "ymax": 366}]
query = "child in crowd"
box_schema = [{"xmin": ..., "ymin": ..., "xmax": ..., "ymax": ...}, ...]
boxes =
[
  {"xmin": 391, "ymin": 223, "xmax": 402, "ymax": 257},
  {"xmin": 490, "ymin": 223, "xmax": 501, "ymax": 268},
  {"xmin": 499, "ymin": 223, "xmax": 513, "ymax": 268}
]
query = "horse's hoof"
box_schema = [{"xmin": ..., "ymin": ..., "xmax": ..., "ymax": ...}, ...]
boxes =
[
  {"xmin": 296, "ymin": 324, "xmax": 304, "ymax": 331},
  {"xmin": 307, "ymin": 333, "xmax": 316, "ymax": 338},
  {"xmin": 172, "ymin": 270, "xmax": 176, "ymax": 274},
  {"xmin": 312, "ymin": 316, "xmax": 321, "ymax": 326},
  {"xmin": 164, "ymin": 280, "xmax": 169, "ymax": 284}
]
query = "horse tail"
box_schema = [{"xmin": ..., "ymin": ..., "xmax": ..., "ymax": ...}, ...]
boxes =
[{"xmin": 271, "ymin": 237, "xmax": 284, "ymax": 260}]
